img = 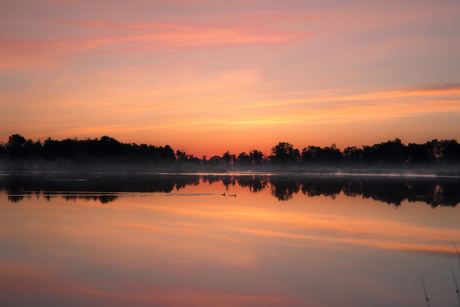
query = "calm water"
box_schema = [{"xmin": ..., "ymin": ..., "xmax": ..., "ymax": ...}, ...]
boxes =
[{"xmin": 1, "ymin": 173, "xmax": 460, "ymax": 307}]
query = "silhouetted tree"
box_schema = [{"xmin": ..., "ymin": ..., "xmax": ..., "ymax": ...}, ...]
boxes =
[
  {"xmin": 343, "ymin": 146, "xmax": 363, "ymax": 163},
  {"xmin": 440, "ymin": 139, "xmax": 460, "ymax": 163},
  {"xmin": 7, "ymin": 134, "xmax": 26, "ymax": 148},
  {"xmin": 376, "ymin": 138, "xmax": 406, "ymax": 165},
  {"xmin": 222, "ymin": 151, "xmax": 234, "ymax": 165},
  {"xmin": 318, "ymin": 144, "xmax": 342, "ymax": 164},
  {"xmin": 301, "ymin": 146, "xmax": 316, "ymax": 163},
  {"xmin": 250, "ymin": 149, "xmax": 264, "ymax": 164},
  {"xmin": 158, "ymin": 145, "xmax": 176, "ymax": 161},
  {"xmin": 98, "ymin": 136, "xmax": 124, "ymax": 156},
  {"xmin": 271, "ymin": 142, "xmax": 299, "ymax": 164},
  {"xmin": 2, "ymin": 134, "xmax": 460, "ymax": 172},
  {"xmin": 176, "ymin": 150, "xmax": 187, "ymax": 161},
  {"xmin": 0, "ymin": 141, "xmax": 5, "ymax": 156},
  {"xmin": 209, "ymin": 155, "xmax": 222, "ymax": 164},
  {"xmin": 426, "ymin": 139, "xmax": 443, "ymax": 161},
  {"xmin": 6, "ymin": 134, "xmax": 28, "ymax": 159},
  {"xmin": 236, "ymin": 152, "xmax": 252, "ymax": 165},
  {"xmin": 301, "ymin": 144, "xmax": 341, "ymax": 165},
  {"xmin": 406, "ymin": 143, "xmax": 430, "ymax": 164}
]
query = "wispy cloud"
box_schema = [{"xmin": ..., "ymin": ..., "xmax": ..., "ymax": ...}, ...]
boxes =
[
  {"xmin": 0, "ymin": 40, "xmax": 58, "ymax": 71},
  {"xmin": 231, "ymin": 86, "xmax": 460, "ymax": 124},
  {"xmin": 0, "ymin": 18, "xmax": 308, "ymax": 71}
]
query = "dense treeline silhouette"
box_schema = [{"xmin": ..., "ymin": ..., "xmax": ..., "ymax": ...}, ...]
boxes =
[
  {"xmin": 0, "ymin": 134, "xmax": 177, "ymax": 171},
  {"xmin": 1, "ymin": 134, "xmax": 460, "ymax": 173},
  {"xmin": 1, "ymin": 173, "xmax": 459, "ymax": 207}
]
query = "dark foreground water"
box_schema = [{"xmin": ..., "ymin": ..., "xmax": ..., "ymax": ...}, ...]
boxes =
[{"xmin": 1, "ymin": 173, "xmax": 460, "ymax": 307}]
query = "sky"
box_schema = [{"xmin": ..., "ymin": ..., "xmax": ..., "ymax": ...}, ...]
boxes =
[{"xmin": 1, "ymin": 0, "xmax": 460, "ymax": 157}]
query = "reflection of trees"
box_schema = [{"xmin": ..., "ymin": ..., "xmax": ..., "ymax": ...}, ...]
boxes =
[
  {"xmin": 202, "ymin": 175, "xmax": 226, "ymax": 185},
  {"xmin": 269, "ymin": 178, "xmax": 300, "ymax": 201},
  {"xmin": 300, "ymin": 178, "xmax": 342, "ymax": 199},
  {"xmin": 423, "ymin": 182, "xmax": 460, "ymax": 208},
  {"xmin": 1, "ymin": 174, "xmax": 201, "ymax": 204},
  {"xmin": 357, "ymin": 180, "xmax": 409, "ymax": 206},
  {"xmin": 342, "ymin": 179, "xmax": 460, "ymax": 208},
  {"xmin": 173, "ymin": 176, "xmax": 200, "ymax": 190},
  {"xmin": 237, "ymin": 176, "xmax": 268, "ymax": 193},
  {"xmin": 8, "ymin": 195, "xmax": 24, "ymax": 203},
  {"xmin": 62, "ymin": 194, "xmax": 119, "ymax": 204},
  {"xmin": 2, "ymin": 174, "xmax": 459, "ymax": 207},
  {"xmin": 221, "ymin": 176, "xmax": 236, "ymax": 190},
  {"xmin": 247, "ymin": 175, "xmax": 460, "ymax": 207}
]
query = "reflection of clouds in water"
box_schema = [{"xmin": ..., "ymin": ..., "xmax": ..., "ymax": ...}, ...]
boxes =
[
  {"xmin": 0, "ymin": 262, "xmax": 296, "ymax": 307},
  {"xmin": 231, "ymin": 211, "xmax": 460, "ymax": 258},
  {"xmin": 0, "ymin": 176, "xmax": 459, "ymax": 307}
]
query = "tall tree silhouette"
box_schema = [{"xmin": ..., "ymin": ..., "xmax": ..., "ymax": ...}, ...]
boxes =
[
  {"xmin": 250, "ymin": 149, "xmax": 264, "ymax": 164},
  {"xmin": 271, "ymin": 142, "xmax": 299, "ymax": 164}
]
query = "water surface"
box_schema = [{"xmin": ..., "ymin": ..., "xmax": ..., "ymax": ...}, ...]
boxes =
[{"xmin": 1, "ymin": 173, "xmax": 460, "ymax": 306}]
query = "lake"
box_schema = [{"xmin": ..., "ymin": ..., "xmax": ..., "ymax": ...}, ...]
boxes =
[{"xmin": 1, "ymin": 173, "xmax": 460, "ymax": 307}]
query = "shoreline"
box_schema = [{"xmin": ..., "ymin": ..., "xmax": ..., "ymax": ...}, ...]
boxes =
[{"xmin": 1, "ymin": 169, "xmax": 460, "ymax": 179}]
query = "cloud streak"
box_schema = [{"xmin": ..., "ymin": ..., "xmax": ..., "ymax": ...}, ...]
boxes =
[{"xmin": 1, "ymin": 18, "xmax": 308, "ymax": 71}]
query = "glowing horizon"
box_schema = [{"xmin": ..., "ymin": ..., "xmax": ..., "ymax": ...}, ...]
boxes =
[{"xmin": 1, "ymin": 0, "xmax": 460, "ymax": 157}]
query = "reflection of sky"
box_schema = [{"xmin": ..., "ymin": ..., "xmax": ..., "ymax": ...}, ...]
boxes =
[{"xmin": 0, "ymin": 180, "xmax": 459, "ymax": 306}]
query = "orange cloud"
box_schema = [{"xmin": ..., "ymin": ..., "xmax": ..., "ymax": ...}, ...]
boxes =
[{"xmin": 232, "ymin": 86, "xmax": 460, "ymax": 124}]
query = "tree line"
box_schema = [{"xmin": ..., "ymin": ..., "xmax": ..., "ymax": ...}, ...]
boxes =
[{"xmin": 0, "ymin": 134, "xmax": 459, "ymax": 172}]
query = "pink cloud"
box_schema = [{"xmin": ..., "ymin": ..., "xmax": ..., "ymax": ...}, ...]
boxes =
[
  {"xmin": 0, "ymin": 19, "xmax": 309, "ymax": 71},
  {"xmin": 58, "ymin": 19, "xmax": 309, "ymax": 52},
  {"xmin": 0, "ymin": 40, "xmax": 57, "ymax": 71}
]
